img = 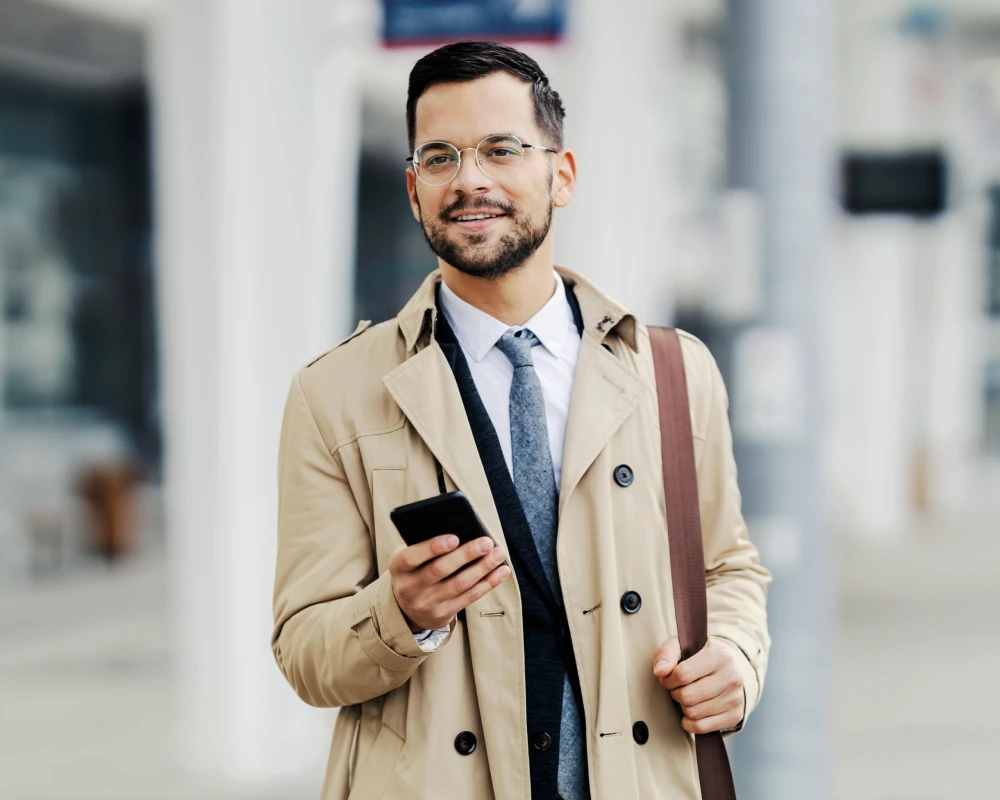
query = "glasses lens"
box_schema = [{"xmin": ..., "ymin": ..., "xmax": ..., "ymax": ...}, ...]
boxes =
[
  {"xmin": 476, "ymin": 135, "xmax": 524, "ymax": 178},
  {"xmin": 414, "ymin": 143, "xmax": 460, "ymax": 185}
]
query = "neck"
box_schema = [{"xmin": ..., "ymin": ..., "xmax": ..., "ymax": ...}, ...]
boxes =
[{"xmin": 439, "ymin": 238, "xmax": 557, "ymax": 326}]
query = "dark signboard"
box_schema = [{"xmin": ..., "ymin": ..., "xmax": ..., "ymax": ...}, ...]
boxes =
[
  {"xmin": 382, "ymin": 0, "xmax": 567, "ymax": 47},
  {"xmin": 840, "ymin": 150, "xmax": 948, "ymax": 216}
]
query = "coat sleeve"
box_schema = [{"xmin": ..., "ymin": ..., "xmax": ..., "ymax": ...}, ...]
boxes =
[
  {"xmin": 272, "ymin": 371, "xmax": 436, "ymax": 708},
  {"xmin": 693, "ymin": 344, "xmax": 771, "ymax": 728}
]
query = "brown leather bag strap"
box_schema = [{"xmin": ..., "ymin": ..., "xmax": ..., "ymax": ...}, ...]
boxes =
[{"xmin": 648, "ymin": 326, "xmax": 737, "ymax": 800}]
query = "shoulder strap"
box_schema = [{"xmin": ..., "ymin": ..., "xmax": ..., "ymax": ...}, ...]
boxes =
[{"xmin": 648, "ymin": 326, "xmax": 737, "ymax": 800}]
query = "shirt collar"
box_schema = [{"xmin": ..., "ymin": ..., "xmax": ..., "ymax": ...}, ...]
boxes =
[{"xmin": 438, "ymin": 272, "xmax": 576, "ymax": 363}]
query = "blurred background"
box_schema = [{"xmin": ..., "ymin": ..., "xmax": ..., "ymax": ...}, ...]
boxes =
[{"xmin": 0, "ymin": 0, "xmax": 998, "ymax": 798}]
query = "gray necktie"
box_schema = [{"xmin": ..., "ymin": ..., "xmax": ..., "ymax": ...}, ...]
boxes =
[{"xmin": 494, "ymin": 329, "xmax": 589, "ymax": 800}]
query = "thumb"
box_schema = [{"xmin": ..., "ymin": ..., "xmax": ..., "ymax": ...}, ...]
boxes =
[{"xmin": 653, "ymin": 636, "xmax": 682, "ymax": 677}]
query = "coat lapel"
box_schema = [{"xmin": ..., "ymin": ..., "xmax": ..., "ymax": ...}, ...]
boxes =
[
  {"xmin": 380, "ymin": 343, "xmax": 509, "ymax": 551},
  {"xmin": 558, "ymin": 326, "xmax": 647, "ymax": 515}
]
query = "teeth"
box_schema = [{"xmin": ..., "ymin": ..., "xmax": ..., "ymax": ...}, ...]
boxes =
[{"xmin": 456, "ymin": 214, "xmax": 499, "ymax": 221}]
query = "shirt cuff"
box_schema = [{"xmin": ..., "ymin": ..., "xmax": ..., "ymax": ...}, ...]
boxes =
[{"xmin": 414, "ymin": 625, "xmax": 451, "ymax": 653}]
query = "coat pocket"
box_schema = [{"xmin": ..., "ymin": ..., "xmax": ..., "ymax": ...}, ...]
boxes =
[{"xmin": 348, "ymin": 722, "xmax": 405, "ymax": 800}]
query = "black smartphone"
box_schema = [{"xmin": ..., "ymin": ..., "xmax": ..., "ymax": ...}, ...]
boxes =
[{"xmin": 390, "ymin": 491, "xmax": 491, "ymax": 548}]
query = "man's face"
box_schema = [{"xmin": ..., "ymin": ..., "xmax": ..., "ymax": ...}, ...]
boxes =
[{"xmin": 407, "ymin": 71, "xmax": 573, "ymax": 281}]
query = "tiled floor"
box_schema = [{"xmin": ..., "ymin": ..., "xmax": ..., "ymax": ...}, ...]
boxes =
[
  {"xmin": 0, "ymin": 557, "xmax": 319, "ymax": 800},
  {"xmin": 833, "ymin": 518, "xmax": 1000, "ymax": 800}
]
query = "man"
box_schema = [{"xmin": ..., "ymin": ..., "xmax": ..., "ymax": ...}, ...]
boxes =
[{"xmin": 273, "ymin": 41, "xmax": 769, "ymax": 800}]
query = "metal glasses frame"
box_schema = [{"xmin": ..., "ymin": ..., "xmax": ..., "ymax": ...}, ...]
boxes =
[{"xmin": 406, "ymin": 133, "xmax": 559, "ymax": 186}]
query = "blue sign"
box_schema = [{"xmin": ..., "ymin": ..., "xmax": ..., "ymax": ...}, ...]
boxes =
[{"xmin": 382, "ymin": 0, "xmax": 568, "ymax": 47}]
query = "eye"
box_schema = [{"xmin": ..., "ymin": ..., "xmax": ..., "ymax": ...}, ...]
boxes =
[
  {"xmin": 425, "ymin": 155, "xmax": 454, "ymax": 166},
  {"xmin": 490, "ymin": 148, "xmax": 517, "ymax": 158}
]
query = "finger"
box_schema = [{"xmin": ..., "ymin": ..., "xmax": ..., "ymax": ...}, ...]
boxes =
[
  {"xmin": 421, "ymin": 537, "xmax": 501, "ymax": 585},
  {"xmin": 666, "ymin": 666, "xmax": 738, "ymax": 707},
  {"xmin": 681, "ymin": 706, "xmax": 743, "ymax": 735},
  {"xmin": 661, "ymin": 642, "xmax": 726, "ymax": 690},
  {"xmin": 437, "ymin": 546, "xmax": 510, "ymax": 601},
  {"xmin": 653, "ymin": 637, "xmax": 682, "ymax": 677},
  {"xmin": 391, "ymin": 534, "xmax": 460, "ymax": 573},
  {"xmin": 678, "ymin": 686, "xmax": 743, "ymax": 722},
  {"xmin": 441, "ymin": 563, "xmax": 511, "ymax": 618}
]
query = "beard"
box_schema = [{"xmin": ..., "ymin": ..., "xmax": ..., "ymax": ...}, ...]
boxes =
[{"xmin": 417, "ymin": 185, "xmax": 553, "ymax": 281}]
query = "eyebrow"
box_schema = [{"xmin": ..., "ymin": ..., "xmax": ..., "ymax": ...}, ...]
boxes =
[{"xmin": 415, "ymin": 132, "xmax": 521, "ymax": 148}]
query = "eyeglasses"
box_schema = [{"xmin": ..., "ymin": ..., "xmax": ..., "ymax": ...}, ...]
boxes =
[{"xmin": 407, "ymin": 134, "xmax": 558, "ymax": 186}]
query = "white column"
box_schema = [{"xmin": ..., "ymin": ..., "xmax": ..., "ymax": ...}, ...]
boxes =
[
  {"xmin": 926, "ymin": 213, "xmax": 985, "ymax": 515},
  {"xmin": 829, "ymin": 218, "xmax": 919, "ymax": 539},
  {"xmin": 555, "ymin": 0, "xmax": 683, "ymax": 326},
  {"xmin": 151, "ymin": 0, "xmax": 374, "ymax": 781}
]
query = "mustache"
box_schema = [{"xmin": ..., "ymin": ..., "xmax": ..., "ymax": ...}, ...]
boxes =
[{"xmin": 439, "ymin": 197, "xmax": 516, "ymax": 222}]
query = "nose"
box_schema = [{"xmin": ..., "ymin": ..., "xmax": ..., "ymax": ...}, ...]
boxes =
[{"xmin": 451, "ymin": 147, "xmax": 492, "ymax": 194}]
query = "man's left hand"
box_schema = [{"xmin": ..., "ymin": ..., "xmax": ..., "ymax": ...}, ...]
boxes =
[{"xmin": 652, "ymin": 637, "xmax": 744, "ymax": 734}]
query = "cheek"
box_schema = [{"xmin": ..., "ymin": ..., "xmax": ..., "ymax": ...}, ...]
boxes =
[{"xmin": 417, "ymin": 190, "xmax": 447, "ymax": 222}]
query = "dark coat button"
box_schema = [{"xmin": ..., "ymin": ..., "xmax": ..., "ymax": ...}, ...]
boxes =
[
  {"xmin": 614, "ymin": 464, "xmax": 634, "ymax": 487},
  {"xmin": 632, "ymin": 721, "xmax": 649, "ymax": 745},
  {"xmin": 454, "ymin": 731, "xmax": 477, "ymax": 755},
  {"xmin": 620, "ymin": 590, "xmax": 642, "ymax": 614},
  {"xmin": 531, "ymin": 731, "xmax": 553, "ymax": 751}
]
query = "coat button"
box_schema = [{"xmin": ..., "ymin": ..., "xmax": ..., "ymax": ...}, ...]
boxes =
[
  {"xmin": 620, "ymin": 590, "xmax": 642, "ymax": 614},
  {"xmin": 632, "ymin": 721, "xmax": 649, "ymax": 745},
  {"xmin": 531, "ymin": 731, "xmax": 553, "ymax": 751},
  {"xmin": 454, "ymin": 731, "xmax": 477, "ymax": 755},
  {"xmin": 614, "ymin": 464, "xmax": 634, "ymax": 487}
]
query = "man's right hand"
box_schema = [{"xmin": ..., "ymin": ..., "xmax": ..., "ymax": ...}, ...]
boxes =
[{"xmin": 389, "ymin": 535, "xmax": 511, "ymax": 633}]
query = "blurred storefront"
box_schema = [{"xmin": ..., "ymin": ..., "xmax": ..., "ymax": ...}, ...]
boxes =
[{"xmin": 0, "ymin": 0, "xmax": 156, "ymax": 579}]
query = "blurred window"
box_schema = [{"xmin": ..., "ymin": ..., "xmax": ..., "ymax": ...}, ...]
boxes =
[
  {"xmin": 0, "ymin": 76, "xmax": 157, "ymax": 461},
  {"xmin": 354, "ymin": 150, "xmax": 436, "ymax": 325}
]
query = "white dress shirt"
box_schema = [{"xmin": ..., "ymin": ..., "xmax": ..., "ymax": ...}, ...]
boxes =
[{"xmin": 412, "ymin": 272, "xmax": 582, "ymax": 652}]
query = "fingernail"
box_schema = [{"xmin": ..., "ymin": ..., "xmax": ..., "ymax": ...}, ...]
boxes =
[
  {"xmin": 446, "ymin": 536, "xmax": 459, "ymax": 549},
  {"xmin": 492, "ymin": 548, "xmax": 506, "ymax": 564},
  {"xmin": 478, "ymin": 538, "xmax": 492, "ymax": 554},
  {"xmin": 654, "ymin": 660, "xmax": 668, "ymax": 673}
]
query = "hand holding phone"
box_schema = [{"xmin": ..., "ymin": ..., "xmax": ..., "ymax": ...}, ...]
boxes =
[{"xmin": 389, "ymin": 493, "xmax": 511, "ymax": 633}]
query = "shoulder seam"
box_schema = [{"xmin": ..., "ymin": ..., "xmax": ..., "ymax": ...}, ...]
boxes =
[
  {"xmin": 306, "ymin": 319, "xmax": 374, "ymax": 368},
  {"xmin": 292, "ymin": 371, "xmax": 335, "ymax": 455}
]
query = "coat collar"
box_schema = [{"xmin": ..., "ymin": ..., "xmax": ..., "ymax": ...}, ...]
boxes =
[
  {"xmin": 438, "ymin": 271, "xmax": 577, "ymax": 363},
  {"xmin": 397, "ymin": 266, "xmax": 640, "ymax": 355}
]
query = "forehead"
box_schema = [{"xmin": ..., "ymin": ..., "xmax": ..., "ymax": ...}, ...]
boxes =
[{"xmin": 413, "ymin": 71, "xmax": 540, "ymax": 146}]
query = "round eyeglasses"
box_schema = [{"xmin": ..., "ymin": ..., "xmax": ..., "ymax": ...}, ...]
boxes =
[{"xmin": 407, "ymin": 134, "xmax": 558, "ymax": 186}]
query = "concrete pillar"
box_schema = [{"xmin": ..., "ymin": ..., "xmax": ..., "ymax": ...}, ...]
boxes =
[
  {"xmin": 150, "ymin": 0, "xmax": 374, "ymax": 781},
  {"xmin": 723, "ymin": 1, "xmax": 834, "ymax": 797}
]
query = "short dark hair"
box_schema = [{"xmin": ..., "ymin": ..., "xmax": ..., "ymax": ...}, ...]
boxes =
[{"xmin": 406, "ymin": 41, "xmax": 566, "ymax": 153}]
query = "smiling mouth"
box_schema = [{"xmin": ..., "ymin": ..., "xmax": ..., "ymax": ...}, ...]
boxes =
[
  {"xmin": 452, "ymin": 213, "xmax": 504, "ymax": 221},
  {"xmin": 448, "ymin": 213, "xmax": 507, "ymax": 231}
]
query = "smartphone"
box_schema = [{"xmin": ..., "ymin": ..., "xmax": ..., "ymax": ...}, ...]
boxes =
[{"xmin": 390, "ymin": 491, "xmax": 491, "ymax": 548}]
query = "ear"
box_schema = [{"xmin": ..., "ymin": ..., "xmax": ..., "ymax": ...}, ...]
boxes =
[
  {"xmin": 406, "ymin": 167, "xmax": 422, "ymax": 222},
  {"xmin": 552, "ymin": 149, "xmax": 577, "ymax": 209}
]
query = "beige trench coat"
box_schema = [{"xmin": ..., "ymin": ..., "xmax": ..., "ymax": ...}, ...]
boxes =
[{"xmin": 273, "ymin": 267, "xmax": 770, "ymax": 800}]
